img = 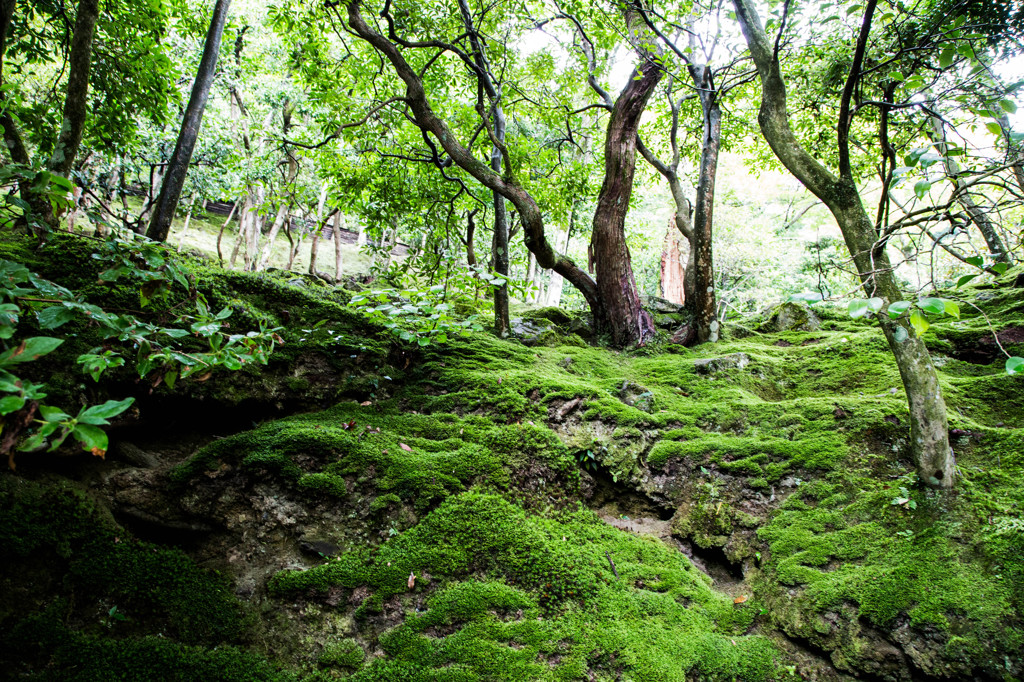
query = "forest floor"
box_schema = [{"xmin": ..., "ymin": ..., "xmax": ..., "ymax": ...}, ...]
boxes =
[{"xmin": 1, "ymin": 234, "xmax": 1023, "ymax": 681}]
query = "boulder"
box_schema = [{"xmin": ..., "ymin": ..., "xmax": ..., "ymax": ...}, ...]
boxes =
[
  {"xmin": 761, "ymin": 301, "xmax": 821, "ymax": 332},
  {"xmin": 694, "ymin": 353, "xmax": 750, "ymax": 374}
]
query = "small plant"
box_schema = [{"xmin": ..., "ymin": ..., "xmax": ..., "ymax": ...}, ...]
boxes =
[
  {"xmin": 890, "ymin": 486, "xmax": 917, "ymax": 511},
  {"xmin": 576, "ymin": 449, "xmax": 598, "ymax": 473}
]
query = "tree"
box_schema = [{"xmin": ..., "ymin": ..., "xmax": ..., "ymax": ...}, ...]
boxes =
[
  {"xmin": 147, "ymin": 0, "xmax": 232, "ymax": 242},
  {"xmin": 732, "ymin": 0, "xmax": 954, "ymax": 487},
  {"xmin": 341, "ymin": 0, "xmax": 661, "ymax": 346},
  {"xmin": 0, "ymin": 0, "xmax": 99, "ymax": 231}
]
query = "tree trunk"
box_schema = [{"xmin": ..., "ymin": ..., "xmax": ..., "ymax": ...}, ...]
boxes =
[
  {"xmin": 333, "ymin": 212, "xmax": 344, "ymax": 283},
  {"xmin": 258, "ymin": 202, "xmax": 291, "ymax": 270},
  {"xmin": 346, "ymin": 2, "xmax": 604, "ymax": 338},
  {"xmin": 176, "ymin": 195, "xmax": 197, "ymax": 253},
  {"xmin": 590, "ymin": 55, "xmax": 661, "ymax": 346},
  {"xmin": 690, "ymin": 78, "xmax": 722, "ymax": 343},
  {"xmin": 465, "ymin": 209, "xmax": 478, "ymax": 267},
  {"xmin": 146, "ymin": 0, "xmax": 231, "ymax": 241},
  {"xmin": 733, "ymin": 0, "xmax": 953, "ymax": 487},
  {"xmin": 216, "ymin": 198, "xmax": 240, "ymax": 266},
  {"xmin": 1, "ymin": 0, "xmax": 99, "ymax": 233},
  {"xmin": 660, "ymin": 223, "xmax": 686, "ymax": 304},
  {"xmin": 928, "ymin": 116, "xmax": 1008, "ymax": 263}
]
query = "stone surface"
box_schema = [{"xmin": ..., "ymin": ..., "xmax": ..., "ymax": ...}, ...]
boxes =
[{"xmin": 694, "ymin": 353, "xmax": 750, "ymax": 374}]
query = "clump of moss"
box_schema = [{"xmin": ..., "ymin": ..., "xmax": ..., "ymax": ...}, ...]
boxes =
[{"xmin": 271, "ymin": 491, "xmax": 780, "ymax": 681}]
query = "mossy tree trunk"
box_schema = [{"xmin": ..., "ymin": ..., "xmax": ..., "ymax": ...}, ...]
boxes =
[{"xmin": 733, "ymin": 0, "xmax": 954, "ymax": 487}]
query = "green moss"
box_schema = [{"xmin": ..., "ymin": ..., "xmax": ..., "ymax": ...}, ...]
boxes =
[
  {"xmin": 272, "ymin": 491, "xmax": 779, "ymax": 681},
  {"xmin": 318, "ymin": 638, "xmax": 365, "ymax": 669}
]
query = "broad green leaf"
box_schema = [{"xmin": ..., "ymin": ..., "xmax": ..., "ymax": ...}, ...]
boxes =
[
  {"xmin": 888, "ymin": 301, "xmax": 912, "ymax": 318},
  {"xmin": 893, "ymin": 326, "xmax": 908, "ymax": 343},
  {"xmin": 965, "ymin": 256, "xmax": 984, "ymax": 267},
  {"xmin": 956, "ymin": 274, "xmax": 979, "ymax": 288},
  {"xmin": 38, "ymin": 405, "xmax": 70, "ymax": 422},
  {"xmin": 37, "ymin": 305, "xmax": 76, "ymax": 329},
  {"xmin": 848, "ymin": 299, "xmax": 870, "ymax": 318},
  {"xmin": 919, "ymin": 297, "xmax": 945, "ymax": 315},
  {"xmin": 73, "ymin": 423, "xmax": 108, "ymax": 455},
  {"xmin": 1000, "ymin": 99, "xmax": 1018, "ymax": 114},
  {"xmin": 986, "ymin": 122, "xmax": 1003, "ymax": 136},
  {"xmin": 992, "ymin": 262, "xmax": 1009, "ymax": 275},
  {"xmin": 943, "ymin": 300, "xmax": 960, "ymax": 319},
  {"xmin": 0, "ymin": 337, "xmax": 64, "ymax": 365},
  {"xmin": 79, "ymin": 397, "xmax": 134, "ymax": 425},
  {"xmin": 867, "ymin": 297, "xmax": 884, "ymax": 314},
  {"xmin": 939, "ymin": 45, "xmax": 955, "ymax": 68},
  {"xmin": 910, "ymin": 310, "xmax": 930, "ymax": 336},
  {"xmin": 914, "ymin": 180, "xmax": 931, "ymax": 198},
  {"xmin": 1007, "ymin": 357, "xmax": 1024, "ymax": 375},
  {"xmin": 0, "ymin": 395, "xmax": 25, "ymax": 415}
]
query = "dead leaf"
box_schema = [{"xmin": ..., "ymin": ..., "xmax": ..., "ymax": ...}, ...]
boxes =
[
  {"xmin": 90, "ymin": 447, "xmax": 106, "ymax": 459},
  {"xmin": 399, "ymin": 443, "xmax": 412, "ymax": 452},
  {"xmin": 194, "ymin": 371, "xmax": 213, "ymax": 382},
  {"xmin": 408, "ymin": 572, "xmax": 416, "ymax": 589},
  {"xmin": 360, "ymin": 400, "xmax": 372, "ymax": 406},
  {"xmin": 733, "ymin": 595, "xmax": 748, "ymax": 604},
  {"xmin": 498, "ymin": 377, "xmax": 503, "ymax": 384}
]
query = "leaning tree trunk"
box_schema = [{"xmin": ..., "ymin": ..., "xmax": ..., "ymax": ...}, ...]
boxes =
[
  {"xmin": 147, "ymin": 0, "xmax": 231, "ymax": 241},
  {"xmin": 733, "ymin": 0, "xmax": 953, "ymax": 487},
  {"xmin": 590, "ymin": 57, "xmax": 662, "ymax": 346}
]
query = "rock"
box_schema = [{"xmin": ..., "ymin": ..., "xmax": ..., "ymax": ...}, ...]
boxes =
[
  {"xmin": 761, "ymin": 301, "xmax": 821, "ymax": 332},
  {"xmin": 642, "ymin": 295, "xmax": 685, "ymax": 315},
  {"xmin": 618, "ymin": 381, "xmax": 654, "ymax": 412},
  {"xmin": 300, "ymin": 538, "xmax": 341, "ymax": 558},
  {"xmin": 670, "ymin": 324, "xmax": 696, "ymax": 346},
  {"xmin": 694, "ymin": 353, "xmax": 750, "ymax": 374},
  {"xmin": 522, "ymin": 306, "xmax": 573, "ymax": 326},
  {"xmin": 510, "ymin": 317, "xmax": 559, "ymax": 346}
]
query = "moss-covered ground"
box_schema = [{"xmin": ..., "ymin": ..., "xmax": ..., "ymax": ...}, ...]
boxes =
[{"xmin": 1, "ymin": 234, "xmax": 1022, "ymax": 680}]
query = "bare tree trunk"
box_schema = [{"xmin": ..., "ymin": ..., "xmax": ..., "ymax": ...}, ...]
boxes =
[
  {"xmin": 176, "ymin": 195, "xmax": 197, "ymax": 253},
  {"xmin": 308, "ymin": 223, "xmax": 322, "ymax": 274},
  {"xmin": 690, "ymin": 77, "xmax": 722, "ymax": 343},
  {"xmin": 660, "ymin": 222, "xmax": 686, "ymax": 304},
  {"xmin": 216, "ymin": 198, "xmax": 240, "ymax": 266},
  {"xmin": 333, "ymin": 212, "xmax": 344, "ymax": 283},
  {"xmin": 734, "ymin": 0, "xmax": 953, "ymax": 487},
  {"xmin": 465, "ymin": 209, "xmax": 478, "ymax": 267},
  {"xmin": 257, "ymin": 201, "xmax": 291, "ymax": 270},
  {"xmin": 590, "ymin": 44, "xmax": 662, "ymax": 346},
  {"xmin": 230, "ymin": 195, "xmax": 253, "ymax": 268},
  {"xmin": 147, "ymin": 0, "xmax": 231, "ymax": 241}
]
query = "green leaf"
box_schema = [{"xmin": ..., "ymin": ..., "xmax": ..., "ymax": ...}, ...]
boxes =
[
  {"xmin": 0, "ymin": 395, "xmax": 25, "ymax": 415},
  {"xmin": 37, "ymin": 305, "xmax": 76, "ymax": 329},
  {"xmin": 999, "ymin": 99, "xmax": 1018, "ymax": 114},
  {"xmin": 893, "ymin": 326, "xmax": 908, "ymax": 343},
  {"xmin": 1007, "ymin": 356, "xmax": 1024, "ymax": 375},
  {"xmin": 848, "ymin": 299, "xmax": 871, "ymax": 318},
  {"xmin": 79, "ymin": 397, "xmax": 134, "ymax": 425},
  {"xmin": 939, "ymin": 45, "xmax": 955, "ymax": 68},
  {"xmin": 992, "ymin": 262, "xmax": 1009, "ymax": 275},
  {"xmin": 38, "ymin": 405, "xmax": 70, "ymax": 422},
  {"xmin": 943, "ymin": 300, "xmax": 960, "ymax": 319},
  {"xmin": 0, "ymin": 337, "xmax": 63, "ymax": 365},
  {"xmin": 965, "ymin": 256, "xmax": 984, "ymax": 267},
  {"xmin": 956, "ymin": 274, "xmax": 980, "ymax": 288},
  {"xmin": 913, "ymin": 180, "xmax": 931, "ymax": 198},
  {"xmin": 888, "ymin": 301, "xmax": 912, "ymax": 319},
  {"xmin": 919, "ymin": 297, "xmax": 945, "ymax": 315},
  {"xmin": 986, "ymin": 122, "xmax": 1003, "ymax": 136},
  {"xmin": 72, "ymin": 423, "xmax": 108, "ymax": 454},
  {"xmin": 910, "ymin": 309, "xmax": 930, "ymax": 336}
]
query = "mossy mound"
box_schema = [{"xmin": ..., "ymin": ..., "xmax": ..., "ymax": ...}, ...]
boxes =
[{"xmin": 271, "ymin": 491, "xmax": 779, "ymax": 681}]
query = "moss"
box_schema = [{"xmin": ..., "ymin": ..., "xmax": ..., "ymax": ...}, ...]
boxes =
[
  {"xmin": 272, "ymin": 491, "xmax": 780, "ymax": 681},
  {"xmin": 318, "ymin": 638, "xmax": 365, "ymax": 669},
  {"xmin": 0, "ymin": 478, "xmax": 285, "ymax": 680}
]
